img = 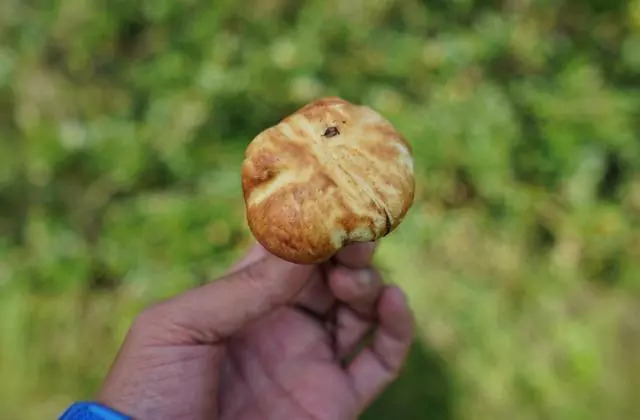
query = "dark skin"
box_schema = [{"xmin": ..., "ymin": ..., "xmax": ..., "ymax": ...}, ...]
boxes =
[{"xmin": 98, "ymin": 242, "xmax": 414, "ymax": 420}]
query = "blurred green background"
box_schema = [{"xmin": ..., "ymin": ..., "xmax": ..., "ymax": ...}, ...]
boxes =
[{"xmin": 1, "ymin": 0, "xmax": 639, "ymax": 419}]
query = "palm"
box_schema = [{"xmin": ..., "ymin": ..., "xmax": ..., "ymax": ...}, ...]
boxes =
[{"xmin": 219, "ymin": 306, "xmax": 358, "ymax": 420}]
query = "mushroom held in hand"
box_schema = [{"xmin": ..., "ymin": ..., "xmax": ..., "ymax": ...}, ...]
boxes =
[{"xmin": 241, "ymin": 97, "xmax": 414, "ymax": 264}]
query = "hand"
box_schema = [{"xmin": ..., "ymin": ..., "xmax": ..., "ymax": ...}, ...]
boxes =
[{"xmin": 97, "ymin": 242, "xmax": 414, "ymax": 420}]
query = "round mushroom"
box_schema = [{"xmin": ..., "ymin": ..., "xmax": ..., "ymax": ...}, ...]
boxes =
[{"xmin": 241, "ymin": 96, "xmax": 414, "ymax": 264}]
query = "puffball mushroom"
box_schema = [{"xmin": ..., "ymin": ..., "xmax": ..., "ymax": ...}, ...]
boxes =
[{"xmin": 241, "ymin": 96, "xmax": 414, "ymax": 264}]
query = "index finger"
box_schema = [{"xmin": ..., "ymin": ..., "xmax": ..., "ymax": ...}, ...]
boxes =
[{"xmin": 333, "ymin": 242, "xmax": 377, "ymax": 269}]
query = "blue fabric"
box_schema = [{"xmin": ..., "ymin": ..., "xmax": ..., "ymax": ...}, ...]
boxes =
[{"xmin": 59, "ymin": 402, "xmax": 132, "ymax": 420}]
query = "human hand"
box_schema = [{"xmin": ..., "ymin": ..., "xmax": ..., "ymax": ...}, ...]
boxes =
[{"xmin": 97, "ymin": 242, "xmax": 413, "ymax": 420}]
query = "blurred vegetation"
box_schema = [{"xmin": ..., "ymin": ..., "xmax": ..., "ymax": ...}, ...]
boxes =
[{"xmin": 1, "ymin": 0, "xmax": 639, "ymax": 419}]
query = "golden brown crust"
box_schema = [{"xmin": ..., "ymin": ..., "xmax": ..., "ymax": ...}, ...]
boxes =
[{"xmin": 241, "ymin": 97, "xmax": 414, "ymax": 264}]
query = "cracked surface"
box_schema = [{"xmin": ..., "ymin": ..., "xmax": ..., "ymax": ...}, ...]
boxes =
[{"xmin": 242, "ymin": 97, "xmax": 414, "ymax": 264}]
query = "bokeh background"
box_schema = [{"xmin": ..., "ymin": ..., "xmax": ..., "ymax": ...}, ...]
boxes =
[{"xmin": 1, "ymin": 0, "xmax": 639, "ymax": 419}]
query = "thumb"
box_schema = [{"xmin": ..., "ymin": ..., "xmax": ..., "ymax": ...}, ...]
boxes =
[{"xmin": 137, "ymin": 253, "xmax": 314, "ymax": 344}]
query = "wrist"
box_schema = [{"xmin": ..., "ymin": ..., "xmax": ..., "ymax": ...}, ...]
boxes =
[{"xmin": 59, "ymin": 401, "xmax": 132, "ymax": 420}]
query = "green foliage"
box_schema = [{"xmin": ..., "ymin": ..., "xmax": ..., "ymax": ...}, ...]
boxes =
[{"xmin": 1, "ymin": 1, "xmax": 639, "ymax": 418}]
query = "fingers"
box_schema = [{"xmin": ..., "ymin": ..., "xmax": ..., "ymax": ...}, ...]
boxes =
[
  {"xmin": 218, "ymin": 242, "xmax": 380, "ymax": 330},
  {"xmin": 328, "ymin": 266, "xmax": 383, "ymax": 319},
  {"xmin": 334, "ymin": 242, "xmax": 377, "ymax": 268},
  {"xmin": 232, "ymin": 241, "xmax": 376, "ymax": 273},
  {"xmin": 323, "ymin": 252, "xmax": 383, "ymax": 358},
  {"xmin": 346, "ymin": 286, "xmax": 413, "ymax": 409},
  {"xmin": 135, "ymin": 253, "xmax": 314, "ymax": 344},
  {"xmin": 291, "ymin": 242, "xmax": 379, "ymax": 317},
  {"xmin": 228, "ymin": 242, "xmax": 377, "ymax": 318},
  {"xmin": 291, "ymin": 266, "xmax": 334, "ymax": 315},
  {"xmin": 336, "ymin": 306, "xmax": 372, "ymax": 359}
]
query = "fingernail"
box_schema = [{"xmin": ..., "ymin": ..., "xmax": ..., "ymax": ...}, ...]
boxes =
[{"xmin": 356, "ymin": 269, "xmax": 373, "ymax": 289}]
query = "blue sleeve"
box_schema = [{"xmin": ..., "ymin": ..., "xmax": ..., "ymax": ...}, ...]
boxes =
[{"xmin": 59, "ymin": 401, "xmax": 132, "ymax": 420}]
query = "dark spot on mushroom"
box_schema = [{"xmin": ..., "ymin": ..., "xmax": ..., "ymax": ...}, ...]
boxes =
[{"xmin": 322, "ymin": 126, "xmax": 340, "ymax": 138}]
